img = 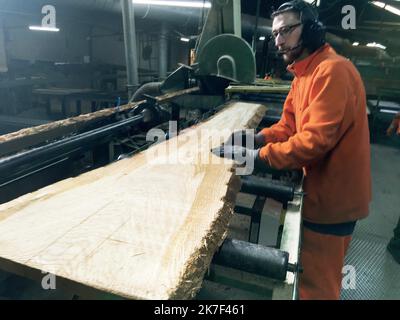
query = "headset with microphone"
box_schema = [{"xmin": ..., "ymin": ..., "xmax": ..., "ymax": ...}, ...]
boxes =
[{"xmin": 271, "ymin": 0, "xmax": 326, "ymax": 54}]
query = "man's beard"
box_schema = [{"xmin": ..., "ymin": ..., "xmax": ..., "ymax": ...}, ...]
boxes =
[{"xmin": 281, "ymin": 45, "xmax": 304, "ymax": 64}]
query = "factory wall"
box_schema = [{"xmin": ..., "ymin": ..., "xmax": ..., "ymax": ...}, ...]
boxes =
[
  {"xmin": 2, "ymin": 15, "xmax": 89, "ymax": 65},
  {"xmin": 0, "ymin": 7, "xmax": 195, "ymax": 89},
  {"xmin": 91, "ymin": 27, "xmax": 125, "ymax": 66},
  {"xmin": 170, "ymin": 38, "xmax": 190, "ymax": 70},
  {"xmin": 91, "ymin": 23, "xmax": 192, "ymax": 82}
]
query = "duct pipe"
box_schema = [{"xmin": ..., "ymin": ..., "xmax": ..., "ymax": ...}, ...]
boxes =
[
  {"xmin": 159, "ymin": 21, "xmax": 168, "ymax": 80},
  {"xmin": 121, "ymin": 0, "xmax": 140, "ymax": 99}
]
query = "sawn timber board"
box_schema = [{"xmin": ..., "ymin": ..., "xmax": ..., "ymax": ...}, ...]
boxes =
[{"xmin": 0, "ymin": 101, "xmax": 266, "ymax": 299}]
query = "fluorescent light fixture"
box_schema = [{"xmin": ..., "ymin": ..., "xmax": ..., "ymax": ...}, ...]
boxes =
[
  {"xmin": 385, "ymin": 4, "xmax": 400, "ymax": 15},
  {"xmin": 371, "ymin": 1, "xmax": 400, "ymax": 16},
  {"xmin": 29, "ymin": 26, "xmax": 60, "ymax": 32},
  {"xmin": 304, "ymin": 0, "xmax": 320, "ymax": 6},
  {"xmin": 180, "ymin": 37, "xmax": 190, "ymax": 42},
  {"xmin": 259, "ymin": 36, "xmax": 266, "ymax": 41},
  {"xmin": 371, "ymin": 1, "xmax": 385, "ymax": 8},
  {"xmin": 380, "ymin": 109, "xmax": 399, "ymax": 114},
  {"xmin": 366, "ymin": 42, "xmax": 386, "ymax": 49},
  {"xmin": 352, "ymin": 42, "xmax": 359, "ymax": 46},
  {"xmin": 132, "ymin": 0, "xmax": 211, "ymax": 8}
]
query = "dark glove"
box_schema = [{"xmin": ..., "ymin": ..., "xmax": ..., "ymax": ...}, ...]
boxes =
[
  {"xmin": 211, "ymin": 145, "xmax": 271, "ymax": 175},
  {"xmin": 226, "ymin": 130, "xmax": 266, "ymax": 149}
]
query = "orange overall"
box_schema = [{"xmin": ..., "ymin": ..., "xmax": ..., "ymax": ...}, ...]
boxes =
[{"xmin": 259, "ymin": 44, "xmax": 372, "ymax": 299}]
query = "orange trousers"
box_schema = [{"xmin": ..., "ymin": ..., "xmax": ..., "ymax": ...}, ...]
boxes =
[{"xmin": 299, "ymin": 227, "xmax": 352, "ymax": 300}]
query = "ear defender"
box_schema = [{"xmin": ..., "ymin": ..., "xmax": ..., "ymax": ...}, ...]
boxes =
[{"xmin": 301, "ymin": 19, "xmax": 326, "ymax": 52}]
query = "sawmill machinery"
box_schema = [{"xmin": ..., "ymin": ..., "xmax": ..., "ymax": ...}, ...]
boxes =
[
  {"xmin": 0, "ymin": 0, "xmax": 261, "ymax": 204},
  {"xmin": 0, "ymin": 0, "xmax": 303, "ymax": 300}
]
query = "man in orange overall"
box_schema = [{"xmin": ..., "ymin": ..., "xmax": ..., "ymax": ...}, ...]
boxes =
[
  {"xmin": 387, "ymin": 112, "xmax": 400, "ymax": 264},
  {"xmin": 212, "ymin": 0, "xmax": 371, "ymax": 299}
]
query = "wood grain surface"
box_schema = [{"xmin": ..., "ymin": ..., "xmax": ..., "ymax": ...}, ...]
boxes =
[
  {"xmin": 0, "ymin": 101, "xmax": 266, "ymax": 299},
  {"xmin": 0, "ymin": 101, "xmax": 145, "ymax": 157}
]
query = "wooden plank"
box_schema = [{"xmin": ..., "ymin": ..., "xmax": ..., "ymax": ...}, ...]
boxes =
[
  {"xmin": 0, "ymin": 101, "xmax": 266, "ymax": 299},
  {"xmin": 0, "ymin": 101, "xmax": 145, "ymax": 158},
  {"xmin": 154, "ymin": 87, "xmax": 200, "ymax": 103},
  {"xmin": 225, "ymin": 85, "xmax": 291, "ymax": 94},
  {"xmin": 33, "ymin": 88, "xmax": 99, "ymax": 96},
  {"xmin": 254, "ymin": 78, "xmax": 292, "ymax": 86}
]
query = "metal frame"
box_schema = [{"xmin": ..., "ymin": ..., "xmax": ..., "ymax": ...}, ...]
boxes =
[
  {"xmin": 271, "ymin": 178, "xmax": 303, "ymax": 300},
  {"xmin": 206, "ymin": 175, "xmax": 303, "ymax": 300}
]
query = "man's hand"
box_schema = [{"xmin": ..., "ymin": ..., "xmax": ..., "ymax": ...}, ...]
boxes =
[
  {"xmin": 211, "ymin": 145, "xmax": 257, "ymax": 162},
  {"xmin": 211, "ymin": 144, "xmax": 271, "ymax": 174},
  {"xmin": 387, "ymin": 112, "xmax": 400, "ymax": 136},
  {"xmin": 226, "ymin": 130, "xmax": 266, "ymax": 149}
]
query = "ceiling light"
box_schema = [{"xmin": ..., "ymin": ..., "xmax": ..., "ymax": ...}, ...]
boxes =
[
  {"xmin": 303, "ymin": 0, "xmax": 320, "ymax": 6},
  {"xmin": 370, "ymin": 1, "xmax": 400, "ymax": 16},
  {"xmin": 380, "ymin": 109, "xmax": 399, "ymax": 114},
  {"xmin": 371, "ymin": 1, "xmax": 385, "ymax": 8},
  {"xmin": 132, "ymin": 0, "xmax": 211, "ymax": 8},
  {"xmin": 29, "ymin": 26, "xmax": 60, "ymax": 32},
  {"xmin": 352, "ymin": 42, "xmax": 359, "ymax": 46},
  {"xmin": 366, "ymin": 42, "xmax": 386, "ymax": 49},
  {"xmin": 180, "ymin": 37, "xmax": 190, "ymax": 42},
  {"xmin": 259, "ymin": 36, "xmax": 266, "ymax": 41},
  {"xmin": 385, "ymin": 4, "xmax": 400, "ymax": 15}
]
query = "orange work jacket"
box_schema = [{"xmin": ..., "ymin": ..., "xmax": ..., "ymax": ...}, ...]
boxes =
[{"xmin": 259, "ymin": 44, "xmax": 371, "ymax": 224}]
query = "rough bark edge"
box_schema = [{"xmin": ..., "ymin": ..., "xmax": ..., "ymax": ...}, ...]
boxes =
[
  {"xmin": 0, "ymin": 101, "xmax": 145, "ymax": 157},
  {"xmin": 167, "ymin": 105, "xmax": 267, "ymax": 300},
  {"xmin": 0, "ymin": 104, "xmax": 267, "ymax": 300}
]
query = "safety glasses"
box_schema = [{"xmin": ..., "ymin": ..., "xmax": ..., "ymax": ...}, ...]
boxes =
[{"xmin": 271, "ymin": 22, "xmax": 302, "ymax": 40}]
